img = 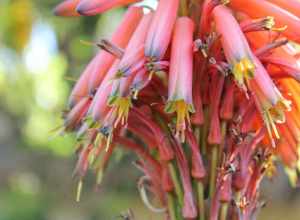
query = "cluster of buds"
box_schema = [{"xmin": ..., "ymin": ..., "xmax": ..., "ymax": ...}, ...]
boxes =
[{"xmin": 54, "ymin": 0, "xmax": 300, "ymax": 219}]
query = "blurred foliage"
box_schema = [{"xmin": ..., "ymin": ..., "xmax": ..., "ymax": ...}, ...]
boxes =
[
  {"xmin": 0, "ymin": 0, "xmax": 126, "ymax": 156},
  {"xmin": 0, "ymin": 1, "xmax": 155, "ymax": 219}
]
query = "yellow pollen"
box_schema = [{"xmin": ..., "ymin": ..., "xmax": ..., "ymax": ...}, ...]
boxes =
[
  {"xmin": 113, "ymin": 97, "xmax": 132, "ymax": 128},
  {"xmin": 165, "ymin": 100, "xmax": 193, "ymax": 142},
  {"xmin": 264, "ymin": 16, "xmax": 275, "ymax": 30},
  {"xmin": 232, "ymin": 58, "xmax": 255, "ymax": 87},
  {"xmin": 264, "ymin": 16, "xmax": 287, "ymax": 32}
]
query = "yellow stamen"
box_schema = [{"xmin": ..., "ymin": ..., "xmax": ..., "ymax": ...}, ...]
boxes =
[
  {"xmin": 165, "ymin": 100, "xmax": 194, "ymax": 142},
  {"xmin": 113, "ymin": 97, "xmax": 132, "ymax": 127},
  {"xmin": 76, "ymin": 179, "xmax": 83, "ymax": 202},
  {"xmin": 263, "ymin": 16, "xmax": 287, "ymax": 32},
  {"xmin": 262, "ymin": 98, "xmax": 290, "ymax": 148},
  {"xmin": 105, "ymin": 131, "xmax": 113, "ymax": 152},
  {"xmin": 232, "ymin": 58, "xmax": 255, "ymax": 87},
  {"xmin": 133, "ymin": 89, "xmax": 139, "ymax": 100}
]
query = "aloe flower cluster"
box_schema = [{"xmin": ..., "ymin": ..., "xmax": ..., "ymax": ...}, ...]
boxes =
[{"xmin": 54, "ymin": 0, "xmax": 300, "ymax": 219}]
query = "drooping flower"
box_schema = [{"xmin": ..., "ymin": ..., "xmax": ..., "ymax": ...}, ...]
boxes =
[
  {"xmin": 145, "ymin": 0, "xmax": 179, "ymax": 62},
  {"xmin": 97, "ymin": 13, "xmax": 153, "ymax": 139},
  {"xmin": 88, "ymin": 6, "xmax": 143, "ymax": 94},
  {"xmin": 67, "ymin": 6, "xmax": 143, "ymax": 107},
  {"xmin": 213, "ymin": 5, "xmax": 255, "ymax": 89},
  {"xmin": 165, "ymin": 17, "xmax": 195, "ymax": 141}
]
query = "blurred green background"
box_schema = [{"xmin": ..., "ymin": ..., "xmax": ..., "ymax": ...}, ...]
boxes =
[{"xmin": 0, "ymin": 0, "xmax": 299, "ymax": 219}]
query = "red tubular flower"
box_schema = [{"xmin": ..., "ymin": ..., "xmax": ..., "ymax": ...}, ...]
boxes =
[
  {"xmin": 89, "ymin": 61, "xmax": 120, "ymax": 123},
  {"xmin": 88, "ymin": 6, "xmax": 143, "ymax": 94},
  {"xmin": 64, "ymin": 97, "xmax": 91, "ymax": 131},
  {"xmin": 54, "ymin": 0, "xmax": 81, "ymax": 17},
  {"xmin": 229, "ymin": 0, "xmax": 300, "ymax": 43},
  {"xmin": 73, "ymin": 144, "xmax": 93, "ymax": 178},
  {"xmin": 186, "ymin": 130, "xmax": 206, "ymax": 180},
  {"xmin": 100, "ymin": 13, "xmax": 153, "ymax": 132},
  {"xmin": 220, "ymin": 80, "xmax": 235, "ymax": 120},
  {"xmin": 191, "ymin": 55, "xmax": 204, "ymax": 125},
  {"xmin": 199, "ymin": 0, "xmax": 227, "ymax": 37},
  {"xmin": 208, "ymin": 72, "xmax": 224, "ymax": 145},
  {"xmin": 76, "ymin": 0, "xmax": 142, "ymax": 16},
  {"xmin": 165, "ymin": 17, "xmax": 195, "ymax": 141},
  {"xmin": 213, "ymin": 5, "xmax": 255, "ymax": 89},
  {"xmin": 68, "ymin": 58, "xmax": 96, "ymax": 108},
  {"xmin": 145, "ymin": 0, "xmax": 179, "ymax": 61}
]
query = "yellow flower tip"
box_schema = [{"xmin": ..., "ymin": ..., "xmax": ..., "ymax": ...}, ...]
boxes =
[
  {"xmin": 263, "ymin": 16, "xmax": 287, "ymax": 32},
  {"xmin": 96, "ymin": 168, "xmax": 103, "ymax": 185},
  {"xmin": 265, "ymin": 110, "xmax": 279, "ymax": 139},
  {"xmin": 105, "ymin": 132, "xmax": 113, "ymax": 152},
  {"xmin": 76, "ymin": 179, "xmax": 83, "ymax": 202},
  {"xmin": 110, "ymin": 97, "xmax": 132, "ymax": 128},
  {"xmin": 261, "ymin": 95, "xmax": 290, "ymax": 147},
  {"xmin": 263, "ymin": 97, "xmax": 291, "ymax": 147},
  {"xmin": 165, "ymin": 100, "xmax": 194, "ymax": 142},
  {"xmin": 232, "ymin": 58, "xmax": 255, "ymax": 87},
  {"xmin": 264, "ymin": 16, "xmax": 275, "ymax": 30}
]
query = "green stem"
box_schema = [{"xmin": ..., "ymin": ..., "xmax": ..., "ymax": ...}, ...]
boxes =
[
  {"xmin": 197, "ymin": 182, "xmax": 206, "ymax": 220},
  {"xmin": 167, "ymin": 193, "xmax": 177, "ymax": 220},
  {"xmin": 219, "ymin": 121, "xmax": 227, "ymax": 161},
  {"xmin": 168, "ymin": 162, "xmax": 183, "ymax": 206},
  {"xmin": 201, "ymin": 107, "xmax": 209, "ymax": 155},
  {"xmin": 219, "ymin": 203, "xmax": 229, "ymax": 220},
  {"xmin": 209, "ymin": 145, "xmax": 218, "ymax": 198}
]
